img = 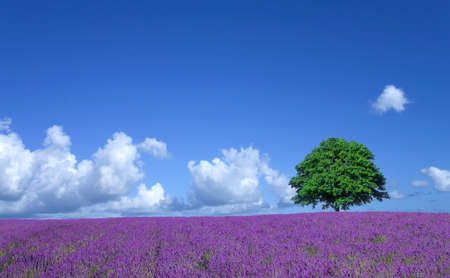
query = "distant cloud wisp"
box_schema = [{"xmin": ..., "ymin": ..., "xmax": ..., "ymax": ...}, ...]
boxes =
[
  {"xmin": 372, "ymin": 85, "xmax": 409, "ymax": 114},
  {"xmin": 411, "ymin": 180, "xmax": 429, "ymax": 187},
  {"xmin": 0, "ymin": 118, "xmax": 12, "ymax": 132},
  {"xmin": 389, "ymin": 190, "xmax": 405, "ymax": 199}
]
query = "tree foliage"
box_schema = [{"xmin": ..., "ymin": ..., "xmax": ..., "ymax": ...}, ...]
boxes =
[{"xmin": 289, "ymin": 137, "xmax": 390, "ymax": 211}]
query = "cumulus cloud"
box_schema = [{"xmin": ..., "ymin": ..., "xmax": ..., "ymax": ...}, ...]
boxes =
[
  {"xmin": 0, "ymin": 121, "xmax": 297, "ymax": 218},
  {"xmin": 44, "ymin": 126, "xmax": 71, "ymax": 149},
  {"xmin": 187, "ymin": 146, "xmax": 295, "ymax": 210},
  {"xmin": 389, "ymin": 190, "xmax": 405, "ymax": 199},
  {"xmin": 0, "ymin": 118, "xmax": 12, "ymax": 132},
  {"xmin": 372, "ymin": 85, "xmax": 409, "ymax": 113},
  {"xmin": 0, "ymin": 133, "xmax": 34, "ymax": 201},
  {"xmin": 0, "ymin": 124, "xmax": 173, "ymax": 218},
  {"xmin": 261, "ymin": 167, "xmax": 296, "ymax": 207},
  {"xmin": 411, "ymin": 180, "xmax": 429, "ymax": 187},
  {"xmin": 82, "ymin": 183, "xmax": 185, "ymax": 216},
  {"xmin": 421, "ymin": 167, "xmax": 450, "ymax": 192},
  {"xmin": 138, "ymin": 138, "xmax": 168, "ymax": 158},
  {"xmin": 83, "ymin": 132, "xmax": 145, "ymax": 202},
  {"xmin": 187, "ymin": 147, "xmax": 263, "ymax": 207}
]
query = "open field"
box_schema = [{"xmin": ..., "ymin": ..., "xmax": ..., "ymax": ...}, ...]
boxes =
[{"xmin": 0, "ymin": 212, "xmax": 448, "ymax": 277}]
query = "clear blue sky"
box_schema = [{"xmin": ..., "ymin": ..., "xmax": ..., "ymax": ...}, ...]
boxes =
[{"xmin": 0, "ymin": 1, "xmax": 449, "ymax": 219}]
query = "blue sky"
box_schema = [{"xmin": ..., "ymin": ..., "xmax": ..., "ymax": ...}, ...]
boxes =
[{"xmin": 0, "ymin": 1, "xmax": 449, "ymax": 219}]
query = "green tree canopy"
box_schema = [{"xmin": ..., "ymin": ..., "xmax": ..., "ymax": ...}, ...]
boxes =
[{"xmin": 289, "ymin": 137, "xmax": 390, "ymax": 211}]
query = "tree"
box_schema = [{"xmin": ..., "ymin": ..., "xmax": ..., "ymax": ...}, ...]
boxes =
[{"xmin": 289, "ymin": 137, "xmax": 390, "ymax": 212}]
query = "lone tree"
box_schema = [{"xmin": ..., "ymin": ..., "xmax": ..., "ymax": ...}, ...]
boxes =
[{"xmin": 289, "ymin": 137, "xmax": 390, "ymax": 212}]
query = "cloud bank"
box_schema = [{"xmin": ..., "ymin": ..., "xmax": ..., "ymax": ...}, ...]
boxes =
[
  {"xmin": 0, "ymin": 123, "xmax": 295, "ymax": 218},
  {"xmin": 0, "ymin": 125, "xmax": 174, "ymax": 218}
]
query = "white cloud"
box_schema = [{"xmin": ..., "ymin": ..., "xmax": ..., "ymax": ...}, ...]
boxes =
[
  {"xmin": 44, "ymin": 125, "xmax": 71, "ymax": 149},
  {"xmin": 411, "ymin": 180, "xmax": 429, "ymax": 187},
  {"xmin": 90, "ymin": 182, "xmax": 271, "ymax": 217},
  {"xmin": 0, "ymin": 118, "xmax": 12, "ymax": 132},
  {"xmin": 0, "ymin": 124, "xmax": 172, "ymax": 218},
  {"xmin": 124, "ymin": 183, "xmax": 168, "ymax": 210},
  {"xmin": 421, "ymin": 167, "xmax": 450, "ymax": 192},
  {"xmin": 138, "ymin": 138, "xmax": 168, "ymax": 158},
  {"xmin": 262, "ymin": 167, "xmax": 295, "ymax": 207},
  {"xmin": 187, "ymin": 146, "xmax": 295, "ymax": 210},
  {"xmin": 0, "ymin": 132, "xmax": 34, "ymax": 200},
  {"xmin": 0, "ymin": 123, "xmax": 296, "ymax": 218},
  {"xmin": 372, "ymin": 85, "xmax": 409, "ymax": 113},
  {"xmin": 187, "ymin": 147, "xmax": 262, "ymax": 207},
  {"xmin": 389, "ymin": 190, "xmax": 405, "ymax": 199},
  {"xmin": 85, "ymin": 132, "xmax": 144, "ymax": 201},
  {"xmin": 83, "ymin": 183, "xmax": 174, "ymax": 215}
]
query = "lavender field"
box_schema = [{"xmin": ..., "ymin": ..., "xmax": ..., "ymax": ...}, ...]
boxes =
[{"xmin": 0, "ymin": 212, "xmax": 448, "ymax": 278}]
